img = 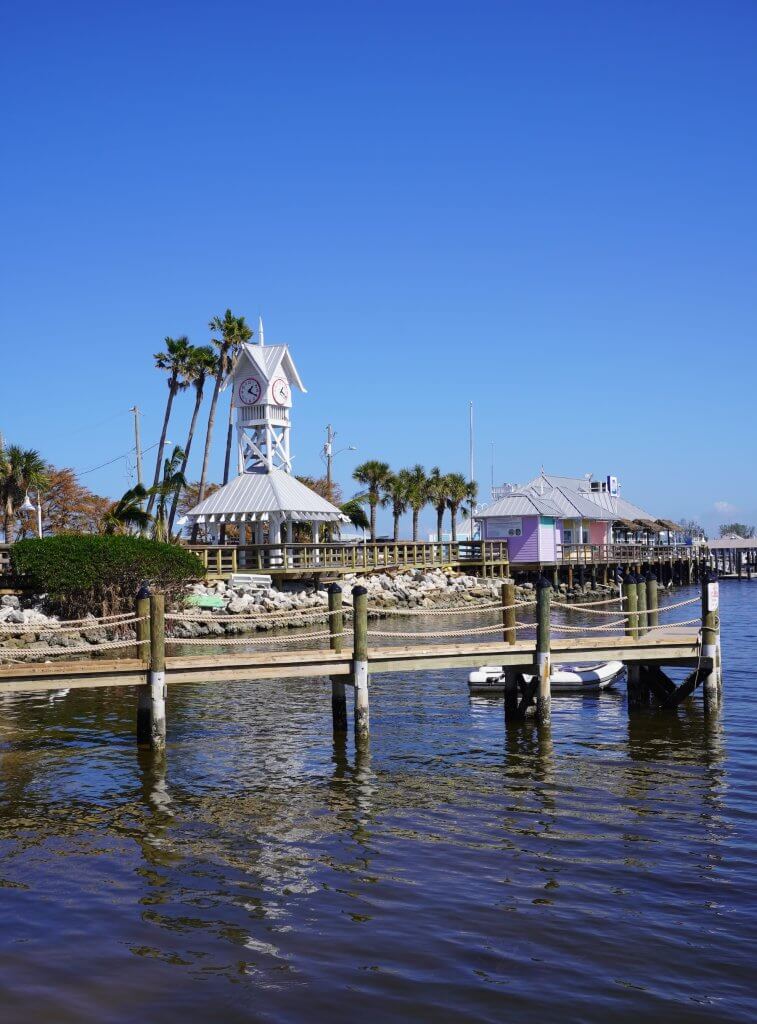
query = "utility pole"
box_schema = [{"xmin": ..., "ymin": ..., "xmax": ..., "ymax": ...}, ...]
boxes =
[
  {"xmin": 324, "ymin": 423, "xmax": 335, "ymax": 502},
  {"xmin": 130, "ymin": 406, "xmax": 143, "ymax": 487}
]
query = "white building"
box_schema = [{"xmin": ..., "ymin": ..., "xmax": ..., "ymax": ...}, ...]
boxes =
[{"xmin": 184, "ymin": 321, "xmax": 347, "ymax": 545}]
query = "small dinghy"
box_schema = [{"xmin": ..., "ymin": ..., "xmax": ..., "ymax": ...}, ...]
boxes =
[{"xmin": 468, "ymin": 660, "xmax": 625, "ymax": 694}]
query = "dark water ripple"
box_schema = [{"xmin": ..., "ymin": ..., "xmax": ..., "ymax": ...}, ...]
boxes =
[{"xmin": 0, "ymin": 584, "xmax": 755, "ymax": 1022}]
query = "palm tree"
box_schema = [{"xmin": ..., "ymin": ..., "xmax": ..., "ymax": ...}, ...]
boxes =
[
  {"xmin": 194, "ymin": 310, "xmax": 253, "ymax": 540},
  {"xmin": 340, "ymin": 498, "xmax": 370, "ymax": 532},
  {"xmin": 101, "ymin": 484, "xmax": 151, "ymax": 535},
  {"xmin": 167, "ymin": 345, "xmax": 217, "ymax": 535},
  {"xmin": 151, "ymin": 446, "xmax": 187, "ymax": 542},
  {"xmin": 446, "ymin": 472, "xmax": 478, "ymax": 541},
  {"xmin": 404, "ymin": 464, "xmax": 428, "ymax": 542},
  {"xmin": 426, "ymin": 467, "xmax": 451, "ymax": 543},
  {"xmin": 383, "ymin": 470, "xmax": 411, "ymax": 542},
  {"xmin": 0, "ymin": 445, "xmax": 48, "ymax": 543},
  {"xmin": 352, "ymin": 460, "xmax": 391, "ymax": 541},
  {"xmin": 147, "ymin": 336, "xmax": 192, "ymax": 514}
]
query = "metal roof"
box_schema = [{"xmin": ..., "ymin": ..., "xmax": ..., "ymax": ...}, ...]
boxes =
[
  {"xmin": 708, "ymin": 536, "xmax": 757, "ymax": 549},
  {"xmin": 475, "ymin": 492, "xmax": 563, "ymax": 519},
  {"xmin": 522, "ymin": 472, "xmax": 658, "ymax": 521},
  {"xmin": 185, "ymin": 469, "xmax": 348, "ymax": 524},
  {"xmin": 239, "ymin": 344, "xmax": 306, "ymax": 391},
  {"xmin": 534, "ymin": 485, "xmax": 616, "ymax": 521}
]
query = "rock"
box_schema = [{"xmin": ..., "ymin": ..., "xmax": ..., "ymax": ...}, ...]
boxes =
[{"xmin": 1, "ymin": 595, "xmax": 20, "ymax": 609}]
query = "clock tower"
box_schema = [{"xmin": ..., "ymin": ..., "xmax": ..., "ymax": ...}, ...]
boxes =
[{"xmin": 231, "ymin": 319, "xmax": 305, "ymax": 474}]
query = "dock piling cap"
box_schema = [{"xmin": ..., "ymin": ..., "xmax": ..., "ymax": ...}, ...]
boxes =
[
  {"xmin": 623, "ymin": 572, "xmax": 636, "ymax": 585},
  {"xmin": 137, "ymin": 581, "xmax": 151, "ymax": 600},
  {"xmin": 645, "ymin": 570, "xmax": 656, "ymax": 582},
  {"xmin": 328, "ymin": 582, "xmax": 342, "ymax": 594},
  {"xmin": 352, "ymin": 584, "xmax": 368, "ymax": 597},
  {"xmin": 536, "ymin": 574, "xmax": 551, "ymax": 590}
]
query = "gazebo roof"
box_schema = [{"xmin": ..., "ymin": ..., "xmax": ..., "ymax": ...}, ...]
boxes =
[{"xmin": 185, "ymin": 469, "xmax": 348, "ymax": 524}]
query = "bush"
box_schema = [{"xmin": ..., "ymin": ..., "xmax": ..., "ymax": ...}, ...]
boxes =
[{"xmin": 11, "ymin": 535, "xmax": 204, "ymax": 618}]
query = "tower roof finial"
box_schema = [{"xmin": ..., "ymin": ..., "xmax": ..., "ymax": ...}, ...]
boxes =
[{"xmin": 258, "ymin": 315, "xmax": 265, "ymax": 347}]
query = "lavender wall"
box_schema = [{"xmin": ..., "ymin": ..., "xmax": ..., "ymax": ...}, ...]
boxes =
[{"xmin": 484, "ymin": 516, "xmax": 540, "ymax": 562}]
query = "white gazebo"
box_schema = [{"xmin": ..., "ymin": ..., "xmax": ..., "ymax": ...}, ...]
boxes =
[{"xmin": 184, "ymin": 319, "xmax": 347, "ymax": 551}]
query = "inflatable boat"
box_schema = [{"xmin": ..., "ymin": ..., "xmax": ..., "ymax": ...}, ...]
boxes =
[{"xmin": 468, "ymin": 660, "xmax": 625, "ymax": 694}]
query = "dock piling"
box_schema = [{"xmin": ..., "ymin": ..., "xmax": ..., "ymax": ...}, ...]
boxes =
[
  {"xmin": 352, "ymin": 585, "xmax": 370, "ymax": 741},
  {"xmin": 636, "ymin": 571, "xmax": 648, "ymax": 636},
  {"xmin": 646, "ymin": 571, "xmax": 659, "ymax": 628},
  {"xmin": 501, "ymin": 580, "xmax": 516, "ymax": 645},
  {"xmin": 135, "ymin": 585, "xmax": 152, "ymax": 745},
  {"xmin": 328, "ymin": 583, "xmax": 347, "ymax": 733},
  {"xmin": 147, "ymin": 593, "xmax": 167, "ymax": 751},
  {"xmin": 701, "ymin": 570, "xmax": 720, "ymax": 702},
  {"xmin": 624, "ymin": 574, "xmax": 639, "ymax": 639},
  {"xmin": 535, "ymin": 576, "xmax": 551, "ymax": 723}
]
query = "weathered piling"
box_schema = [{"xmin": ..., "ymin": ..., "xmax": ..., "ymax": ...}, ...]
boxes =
[
  {"xmin": 701, "ymin": 570, "xmax": 720, "ymax": 702},
  {"xmin": 147, "ymin": 593, "xmax": 167, "ymax": 751},
  {"xmin": 636, "ymin": 571, "xmax": 648, "ymax": 636},
  {"xmin": 624, "ymin": 574, "xmax": 639, "ymax": 639},
  {"xmin": 328, "ymin": 583, "xmax": 347, "ymax": 733},
  {"xmin": 135, "ymin": 586, "xmax": 152, "ymax": 745},
  {"xmin": 535, "ymin": 576, "xmax": 551, "ymax": 723},
  {"xmin": 646, "ymin": 571, "xmax": 659, "ymax": 628},
  {"xmin": 501, "ymin": 580, "xmax": 516, "ymax": 645},
  {"xmin": 352, "ymin": 585, "xmax": 369, "ymax": 741}
]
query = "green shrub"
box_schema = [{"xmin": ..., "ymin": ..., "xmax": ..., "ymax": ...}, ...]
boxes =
[{"xmin": 11, "ymin": 535, "xmax": 204, "ymax": 618}]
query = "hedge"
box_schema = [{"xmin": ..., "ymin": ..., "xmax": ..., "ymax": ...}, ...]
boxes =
[{"xmin": 11, "ymin": 535, "xmax": 204, "ymax": 618}]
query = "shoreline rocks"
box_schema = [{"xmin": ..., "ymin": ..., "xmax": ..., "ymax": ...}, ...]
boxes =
[{"xmin": 0, "ymin": 568, "xmax": 642, "ymax": 655}]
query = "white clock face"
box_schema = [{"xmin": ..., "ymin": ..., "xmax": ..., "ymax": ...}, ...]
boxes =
[
  {"xmin": 271, "ymin": 377, "xmax": 290, "ymax": 405},
  {"xmin": 238, "ymin": 376, "xmax": 262, "ymax": 405}
]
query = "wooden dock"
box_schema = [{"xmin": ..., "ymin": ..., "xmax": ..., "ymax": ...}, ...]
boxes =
[{"xmin": 0, "ymin": 573, "xmax": 722, "ymax": 749}]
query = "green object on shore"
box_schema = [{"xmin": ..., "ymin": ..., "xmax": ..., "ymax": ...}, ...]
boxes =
[{"xmin": 185, "ymin": 594, "xmax": 225, "ymax": 609}]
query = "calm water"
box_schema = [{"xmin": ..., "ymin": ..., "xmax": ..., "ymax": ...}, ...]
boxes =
[{"xmin": 1, "ymin": 584, "xmax": 756, "ymax": 1023}]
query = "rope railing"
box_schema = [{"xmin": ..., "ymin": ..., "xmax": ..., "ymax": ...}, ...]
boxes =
[
  {"xmin": 168, "ymin": 631, "xmax": 335, "ymax": 647},
  {"xmin": 0, "ymin": 637, "xmax": 150, "ymax": 659},
  {"xmin": 0, "ymin": 615, "xmax": 146, "ymax": 636}
]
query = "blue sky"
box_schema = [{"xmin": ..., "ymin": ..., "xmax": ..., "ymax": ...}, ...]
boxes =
[{"xmin": 1, "ymin": 0, "xmax": 755, "ymax": 536}]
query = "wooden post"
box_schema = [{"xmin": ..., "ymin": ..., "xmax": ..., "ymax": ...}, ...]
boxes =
[
  {"xmin": 135, "ymin": 586, "xmax": 152, "ymax": 744},
  {"xmin": 503, "ymin": 669, "xmax": 520, "ymax": 721},
  {"xmin": 646, "ymin": 571, "xmax": 659, "ymax": 628},
  {"xmin": 328, "ymin": 583, "xmax": 347, "ymax": 733},
  {"xmin": 567, "ymin": 565, "xmax": 573, "ymax": 589},
  {"xmin": 601, "ymin": 564, "xmax": 608, "ymax": 586},
  {"xmin": 501, "ymin": 580, "xmax": 516, "ymax": 645},
  {"xmin": 624, "ymin": 573, "xmax": 638, "ymax": 639},
  {"xmin": 352, "ymin": 585, "xmax": 369, "ymax": 741},
  {"xmin": 590, "ymin": 564, "xmax": 597, "ymax": 590},
  {"xmin": 534, "ymin": 576, "xmax": 551, "ymax": 723},
  {"xmin": 636, "ymin": 571, "xmax": 647, "ymax": 636},
  {"xmin": 147, "ymin": 593, "xmax": 166, "ymax": 751},
  {"xmin": 702, "ymin": 570, "xmax": 720, "ymax": 701}
]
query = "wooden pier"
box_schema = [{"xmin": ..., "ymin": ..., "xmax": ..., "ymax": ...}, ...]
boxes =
[{"xmin": 0, "ymin": 573, "xmax": 722, "ymax": 750}]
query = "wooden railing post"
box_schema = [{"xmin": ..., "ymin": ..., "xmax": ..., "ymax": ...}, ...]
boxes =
[
  {"xmin": 535, "ymin": 576, "xmax": 551, "ymax": 723},
  {"xmin": 501, "ymin": 580, "xmax": 516, "ymax": 645},
  {"xmin": 352, "ymin": 585, "xmax": 369, "ymax": 741},
  {"xmin": 329, "ymin": 584, "xmax": 347, "ymax": 733},
  {"xmin": 702, "ymin": 570, "xmax": 720, "ymax": 700}
]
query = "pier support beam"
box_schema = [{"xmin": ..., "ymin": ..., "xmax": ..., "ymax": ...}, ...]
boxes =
[
  {"xmin": 328, "ymin": 583, "xmax": 347, "ymax": 733},
  {"xmin": 352, "ymin": 585, "xmax": 370, "ymax": 741},
  {"xmin": 636, "ymin": 571, "xmax": 648, "ymax": 636},
  {"xmin": 535, "ymin": 576, "xmax": 551, "ymax": 724}
]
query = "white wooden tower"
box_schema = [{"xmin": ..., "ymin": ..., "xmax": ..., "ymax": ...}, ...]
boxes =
[{"xmin": 231, "ymin": 318, "xmax": 305, "ymax": 475}]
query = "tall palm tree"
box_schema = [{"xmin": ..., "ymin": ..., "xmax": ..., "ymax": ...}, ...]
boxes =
[
  {"xmin": 0, "ymin": 445, "xmax": 48, "ymax": 543},
  {"xmin": 352, "ymin": 460, "xmax": 391, "ymax": 541},
  {"xmin": 446, "ymin": 472, "xmax": 478, "ymax": 541},
  {"xmin": 167, "ymin": 344, "xmax": 217, "ymax": 535},
  {"xmin": 340, "ymin": 498, "xmax": 370, "ymax": 532},
  {"xmin": 101, "ymin": 484, "xmax": 151, "ymax": 535},
  {"xmin": 147, "ymin": 336, "xmax": 192, "ymax": 514},
  {"xmin": 383, "ymin": 470, "xmax": 412, "ymax": 542},
  {"xmin": 151, "ymin": 446, "xmax": 187, "ymax": 542},
  {"xmin": 194, "ymin": 310, "xmax": 252, "ymax": 540},
  {"xmin": 425, "ymin": 466, "xmax": 451, "ymax": 543},
  {"xmin": 404, "ymin": 464, "xmax": 428, "ymax": 542}
]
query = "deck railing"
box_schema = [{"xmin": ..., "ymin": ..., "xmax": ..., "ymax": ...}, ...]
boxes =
[
  {"xmin": 557, "ymin": 543, "xmax": 700, "ymax": 564},
  {"xmin": 187, "ymin": 540, "xmax": 509, "ymax": 577}
]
